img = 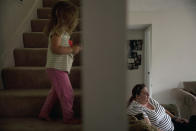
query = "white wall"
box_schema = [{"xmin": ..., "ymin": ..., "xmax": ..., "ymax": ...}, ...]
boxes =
[
  {"xmin": 0, "ymin": 0, "xmax": 42, "ymax": 89},
  {"xmin": 126, "ymin": 30, "xmax": 144, "ymax": 99},
  {"xmin": 83, "ymin": 0, "xmax": 127, "ymax": 130},
  {"xmin": 127, "ymin": 0, "xmax": 196, "ymax": 104}
]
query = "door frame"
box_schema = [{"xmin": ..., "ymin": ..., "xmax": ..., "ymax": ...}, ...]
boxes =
[{"xmin": 144, "ymin": 25, "xmax": 152, "ymax": 96}]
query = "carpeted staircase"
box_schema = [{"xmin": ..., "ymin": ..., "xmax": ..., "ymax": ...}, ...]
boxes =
[{"xmin": 0, "ymin": 0, "xmax": 82, "ymax": 130}]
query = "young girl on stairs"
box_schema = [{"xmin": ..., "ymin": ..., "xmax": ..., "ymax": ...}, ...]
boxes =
[{"xmin": 38, "ymin": 0, "xmax": 81, "ymax": 124}]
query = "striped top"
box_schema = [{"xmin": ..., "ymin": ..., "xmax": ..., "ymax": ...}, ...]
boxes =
[
  {"xmin": 46, "ymin": 31, "xmax": 74, "ymax": 73},
  {"xmin": 127, "ymin": 98, "xmax": 174, "ymax": 131}
]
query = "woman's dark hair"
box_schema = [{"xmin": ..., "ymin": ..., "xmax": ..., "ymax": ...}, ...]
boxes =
[{"xmin": 127, "ymin": 84, "xmax": 146, "ymax": 106}]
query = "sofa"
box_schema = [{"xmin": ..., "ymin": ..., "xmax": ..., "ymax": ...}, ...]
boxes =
[
  {"xmin": 175, "ymin": 81, "xmax": 196, "ymax": 119},
  {"xmin": 128, "ymin": 104, "xmax": 180, "ymax": 131}
]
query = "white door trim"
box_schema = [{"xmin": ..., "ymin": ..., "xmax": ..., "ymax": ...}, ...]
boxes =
[{"xmin": 144, "ymin": 25, "xmax": 152, "ymax": 96}]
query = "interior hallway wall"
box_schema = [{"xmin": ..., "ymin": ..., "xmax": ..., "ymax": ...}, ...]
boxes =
[
  {"xmin": 83, "ymin": 0, "xmax": 127, "ymax": 130},
  {"xmin": 0, "ymin": 0, "xmax": 42, "ymax": 89}
]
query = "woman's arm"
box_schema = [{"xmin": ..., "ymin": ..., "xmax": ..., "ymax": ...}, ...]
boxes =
[
  {"xmin": 144, "ymin": 117, "xmax": 151, "ymax": 125},
  {"xmin": 165, "ymin": 109, "xmax": 175, "ymax": 118},
  {"xmin": 165, "ymin": 109, "xmax": 189, "ymax": 123}
]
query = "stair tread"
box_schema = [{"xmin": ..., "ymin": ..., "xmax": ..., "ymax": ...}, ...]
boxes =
[
  {"xmin": 4, "ymin": 66, "xmax": 80, "ymax": 70},
  {"xmin": 0, "ymin": 88, "xmax": 81, "ymax": 97},
  {"xmin": 14, "ymin": 49, "xmax": 81, "ymax": 67},
  {"xmin": 43, "ymin": 0, "xmax": 81, "ymax": 7},
  {"xmin": 38, "ymin": 7, "xmax": 52, "ymax": 10},
  {"xmin": 32, "ymin": 19, "xmax": 49, "ymax": 21},
  {"xmin": 24, "ymin": 32, "xmax": 44, "ymax": 34},
  {"xmin": 0, "ymin": 118, "xmax": 82, "ymax": 131},
  {"xmin": 31, "ymin": 19, "xmax": 80, "ymax": 32},
  {"xmin": 0, "ymin": 89, "xmax": 81, "ymax": 117},
  {"xmin": 3, "ymin": 66, "xmax": 81, "ymax": 89},
  {"xmin": 15, "ymin": 48, "xmax": 47, "ymax": 50},
  {"xmin": 31, "ymin": 18, "xmax": 81, "ymax": 21},
  {"xmin": 23, "ymin": 31, "xmax": 80, "ymax": 48},
  {"xmin": 24, "ymin": 31, "xmax": 80, "ymax": 34}
]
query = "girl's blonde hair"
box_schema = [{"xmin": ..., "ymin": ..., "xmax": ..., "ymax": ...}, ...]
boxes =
[{"xmin": 44, "ymin": 0, "xmax": 79, "ymax": 36}]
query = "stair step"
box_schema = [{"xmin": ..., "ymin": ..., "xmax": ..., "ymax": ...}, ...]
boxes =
[
  {"xmin": 37, "ymin": 7, "xmax": 81, "ymax": 19},
  {"xmin": 70, "ymin": 32, "xmax": 81, "ymax": 44},
  {"xmin": 0, "ymin": 89, "xmax": 81, "ymax": 118},
  {"xmin": 23, "ymin": 32, "xmax": 80, "ymax": 48},
  {"xmin": 23, "ymin": 32, "xmax": 48, "ymax": 48},
  {"xmin": 14, "ymin": 48, "xmax": 81, "ymax": 67},
  {"xmin": 0, "ymin": 118, "xmax": 82, "ymax": 131},
  {"xmin": 43, "ymin": 0, "xmax": 81, "ymax": 7},
  {"xmin": 14, "ymin": 48, "xmax": 47, "ymax": 67},
  {"xmin": 31, "ymin": 19, "xmax": 80, "ymax": 32},
  {"xmin": 2, "ymin": 67, "xmax": 81, "ymax": 89},
  {"xmin": 37, "ymin": 8, "xmax": 51, "ymax": 19},
  {"xmin": 31, "ymin": 19, "xmax": 48, "ymax": 32},
  {"xmin": 42, "ymin": 0, "xmax": 55, "ymax": 7}
]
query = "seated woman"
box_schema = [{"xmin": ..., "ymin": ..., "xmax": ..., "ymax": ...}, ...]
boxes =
[{"xmin": 127, "ymin": 84, "xmax": 195, "ymax": 131}]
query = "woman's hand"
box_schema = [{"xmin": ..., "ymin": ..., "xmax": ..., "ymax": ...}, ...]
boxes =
[{"xmin": 175, "ymin": 117, "xmax": 189, "ymax": 124}]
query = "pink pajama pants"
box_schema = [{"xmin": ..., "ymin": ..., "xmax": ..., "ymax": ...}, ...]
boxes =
[{"xmin": 39, "ymin": 68, "xmax": 74, "ymax": 122}]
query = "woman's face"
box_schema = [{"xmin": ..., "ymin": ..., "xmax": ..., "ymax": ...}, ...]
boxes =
[{"xmin": 136, "ymin": 87, "xmax": 149, "ymax": 105}]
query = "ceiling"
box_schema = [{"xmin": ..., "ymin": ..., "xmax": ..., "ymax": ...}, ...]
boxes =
[{"xmin": 127, "ymin": 24, "xmax": 150, "ymax": 30}]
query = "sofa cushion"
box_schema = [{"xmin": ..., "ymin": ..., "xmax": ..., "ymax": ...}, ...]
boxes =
[
  {"xmin": 128, "ymin": 115, "xmax": 137, "ymax": 124},
  {"xmin": 183, "ymin": 82, "xmax": 196, "ymax": 96},
  {"xmin": 135, "ymin": 113, "xmax": 144, "ymax": 120},
  {"xmin": 129, "ymin": 120, "xmax": 158, "ymax": 131},
  {"xmin": 161, "ymin": 104, "xmax": 179, "ymax": 117}
]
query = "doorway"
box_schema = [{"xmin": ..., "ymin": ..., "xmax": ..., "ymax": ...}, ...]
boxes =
[{"xmin": 126, "ymin": 24, "xmax": 152, "ymax": 98}]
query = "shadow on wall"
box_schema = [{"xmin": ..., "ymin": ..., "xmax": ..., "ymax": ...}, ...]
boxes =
[
  {"xmin": 152, "ymin": 89, "xmax": 176, "ymax": 104},
  {"xmin": 0, "ymin": 0, "xmax": 42, "ymax": 89}
]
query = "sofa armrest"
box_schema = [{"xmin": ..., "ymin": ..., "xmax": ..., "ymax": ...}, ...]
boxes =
[
  {"xmin": 179, "ymin": 88, "xmax": 196, "ymax": 99},
  {"xmin": 175, "ymin": 88, "xmax": 196, "ymax": 118},
  {"xmin": 161, "ymin": 104, "xmax": 180, "ymax": 117}
]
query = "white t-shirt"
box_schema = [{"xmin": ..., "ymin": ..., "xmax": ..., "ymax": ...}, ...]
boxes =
[
  {"xmin": 127, "ymin": 97, "xmax": 174, "ymax": 131},
  {"xmin": 46, "ymin": 31, "xmax": 73, "ymax": 73}
]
